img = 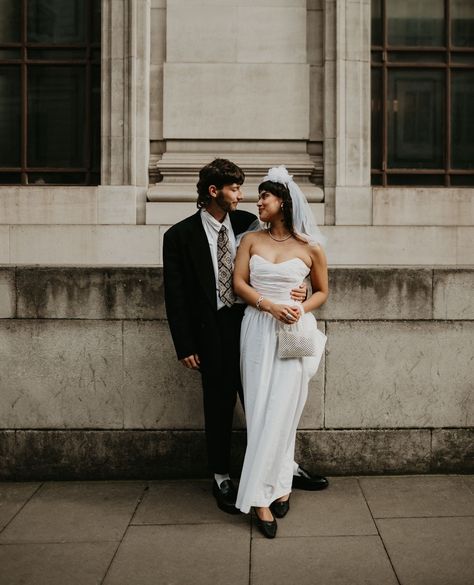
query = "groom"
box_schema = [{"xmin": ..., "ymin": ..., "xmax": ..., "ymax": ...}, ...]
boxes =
[{"xmin": 163, "ymin": 158, "xmax": 328, "ymax": 514}]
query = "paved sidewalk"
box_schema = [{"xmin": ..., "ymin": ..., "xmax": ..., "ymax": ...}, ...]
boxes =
[{"xmin": 0, "ymin": 475, "xmax": 473, "ymax": 585}]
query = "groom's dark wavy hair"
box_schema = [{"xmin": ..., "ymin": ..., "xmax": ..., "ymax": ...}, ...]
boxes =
[
  {"xmin": 258, "ymin": 179, "xmax": 305, "ymax": 243},
  {"xmin": 196, "ymin": 158, "xmax": 245, "ymax": 208}
]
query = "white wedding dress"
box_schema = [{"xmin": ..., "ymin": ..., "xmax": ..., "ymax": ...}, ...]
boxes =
[{"xmin": 236, "ymin": 254, "xmax": 322, "ymax": 514}]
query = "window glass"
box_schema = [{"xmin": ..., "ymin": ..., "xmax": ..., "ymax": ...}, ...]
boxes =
[
  {"xmin": 371, "ymin": 68, "xmax": 383, "ymax": 169},
  {"xmin": 27, "ymin": 0, "xmax": 86, "ymax": 43},
  {"xmin": 0, "ymin": 0, "xmax": 21, "ymax": 43},
  {"xmin": 0, "ymin": 67, "xmax": 21, "ymax": 167},
  {"xmin": 452, "ymin": 0, "xmax": 474, "ymax": 47},
  {"xmin": 387, "ymin": 69, "xmax": 444, "ymax": 169},
  {"xmin": 387, "ymin": 0, "xmax": 444, "ymax": 47},
  {"xmin": 451, "ymin": 71, "xmax": 474, "ymax": 169},
  {"xmin": 371, "ymin": 0, "xmax": 383, "ymax": 46},
  {"xmin": 28, "ymin": 66, "xmax": 85, "ymax": 167}
]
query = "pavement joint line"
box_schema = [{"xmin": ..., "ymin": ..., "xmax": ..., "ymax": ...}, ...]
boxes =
[
  {"xmin": 357, "ymin": 477, "xmax": 402, "ymax": 585},
  {"xmin": 128, "ymin": 521, "xmax": 252, "ymax": 527},
  {"xmin": 0, "ymin": 539, "xmax": 122, "ymax": 545},
  {"xmin": 374, "ymin": 515, "xmax": 474, "ymax": 521},
  {"xmin": 0, "ymin": 481, "xmax": 43, "ymax": 537},
  {"xmin": 99, "ymin": 483, "xmax": 150, "ymax": 585}
]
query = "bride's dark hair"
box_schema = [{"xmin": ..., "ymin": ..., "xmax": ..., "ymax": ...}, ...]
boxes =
[{"xmin": 258, "ymin": 180, "xmax": 306, "ymax": 243}]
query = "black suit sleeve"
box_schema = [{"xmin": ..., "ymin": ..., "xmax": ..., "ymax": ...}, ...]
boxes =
[{"xmin": 163, "ymin": 229, "xmax": 197, "ymax": 361}]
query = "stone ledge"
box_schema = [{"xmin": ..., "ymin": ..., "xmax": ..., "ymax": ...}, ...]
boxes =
[
  {"xmin": 0, "ymin": 428, "xmax": 471, "ymax": 480},
  {"xmin": 3, "ymin": 266, "xmax": 473, "ymax": 321}
]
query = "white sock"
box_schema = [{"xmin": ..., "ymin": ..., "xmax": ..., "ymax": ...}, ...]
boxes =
[
  {"xmin": 214, "ymin": 473, "xmax": 231, "ymax": 487},
  {"xmin": 293, "ymin": 462, "xmax": 301, "ymax": 476}
]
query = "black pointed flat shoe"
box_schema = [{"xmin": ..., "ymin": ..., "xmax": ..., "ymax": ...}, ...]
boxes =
[
  {"xmin": 253, "ymin": 508, "xmax": 277, "ymax": 539},
  {"xmin": 270, "ymin": 496, "xmax": 290, "ymax": 519}
]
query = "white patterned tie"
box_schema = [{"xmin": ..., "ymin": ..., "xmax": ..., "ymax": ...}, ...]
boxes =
[{"xmin": 217, "ymin": 225, "xmax": 235, "ymax": 307}]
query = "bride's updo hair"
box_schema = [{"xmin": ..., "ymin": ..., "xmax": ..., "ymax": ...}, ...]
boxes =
[{"xmin": 258, "ymin": 179, "xmax": 305, "ymax": 242}]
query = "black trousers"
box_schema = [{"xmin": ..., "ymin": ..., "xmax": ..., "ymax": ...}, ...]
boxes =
[{"xmin": 200, "ymin": 304, "xmax": 245, "ymax": 474}]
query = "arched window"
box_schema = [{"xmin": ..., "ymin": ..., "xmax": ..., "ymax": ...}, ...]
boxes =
[
  {"xmin": 0, "ymin": 0, "xmax": 101, "ymax": 185},
  {"xmin": 371, "ymin": 0, "xmax": 474, "ymax": 186}
]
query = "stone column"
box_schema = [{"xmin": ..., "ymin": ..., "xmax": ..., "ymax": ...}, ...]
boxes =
[
  {"xmin": 324, "ymin": 0, "xmax": 371, "ymax": 225},
  {"xmin": 148, "ymin": 0, "xmax": 323, "ymax": 220}
]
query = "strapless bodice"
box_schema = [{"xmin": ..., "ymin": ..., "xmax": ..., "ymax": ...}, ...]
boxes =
[{"xmin": 249, "ymin": 254, "xmax": 310, "ymax": 304}]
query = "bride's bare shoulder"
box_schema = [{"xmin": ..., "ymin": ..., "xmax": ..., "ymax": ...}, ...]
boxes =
[{"xmin": 240, "ymin": 230, "xmax": 266, "ymax": 244}]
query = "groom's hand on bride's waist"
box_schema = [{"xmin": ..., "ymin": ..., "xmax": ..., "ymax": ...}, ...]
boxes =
[
  {"xmin": 180, "ymin": 354, "xmax": 201, "ymax": 370},
  {"xmin": 290, "ymin": 282, "xmax": 307, "ymax": 303}
]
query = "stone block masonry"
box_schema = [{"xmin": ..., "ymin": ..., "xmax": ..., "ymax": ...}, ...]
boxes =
[{"xmin": 0, "ymin": 266, "xmax": 472, "ymax": 479}]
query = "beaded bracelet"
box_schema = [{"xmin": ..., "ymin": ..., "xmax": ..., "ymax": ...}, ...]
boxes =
[{"xmin": 256, "ymin": 295, "xmax": 264, "ymax": 311}]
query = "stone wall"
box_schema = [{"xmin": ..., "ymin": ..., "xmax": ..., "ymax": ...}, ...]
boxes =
[{"xmin": 0, "ymin": 266, "xmax": 472, "ymax": 479}]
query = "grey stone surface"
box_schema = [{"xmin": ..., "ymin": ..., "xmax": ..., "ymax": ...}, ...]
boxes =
[
  {"xmin": 0, "ymin": 542, "xmax": 118, "ymax": 585},
  {"xmin": 132, "ymin": 480, "xmax": 249, "ymax": 526},
  {"xmin": 0, "ymin": 268, "xmax": 15, "ymax": 318},
  {"xmin": 325, "ymin": 321, "xmax": 474, "ymax": 428},
  {"xmin": 377, "ymin": 517, "xmax": 474, "ymax": 585},
  {"xmin": 433, "ymin": 269, "xmax": 474, "ymax": 320},
  {"xmin": 462, "ymin": 474, "xmax": 474, "ymax": 494},
  {"xmin": 253, "ymin": 477, "xmax": 376, "ymax": 538},
  {"xmin": 318, "ymin": 268, "xmax": 433, "ymax": 320},
  {"xmin": 0, "ymin": 482, "xmax": 145, "ymax": 543},
  {"xmin": 0, "ymin": 430, "xmax": 234, "ymax": 480},
  {"xmin": 0, "ymin": 483, "xmax": 40, "ymax": 531},
  {"xmin": 295, "ymin": 430, "xmax": 431, "ymax": 474},
  {"xmin": 122, "ymin": 321, "xmax": 203, "ymax": 429},
  {"xmin": 359, "ymin": 476, "xmax": 474, "ymax": 518},
  {"xmin": 103, "ymin": 524, "xmax": 250, "ymax": 585},
  {"xmin": 16, "ymin": 267, "xmax": 165, "ymax": 319},
  {"xmin": 0, "ymin": 320, "xmax": 124, "ymax": 428},
  {"xmin": 252, "ymin": 535, "xmax": 398, "ymax": 585},
  {"xmin": 431, "ymin": 429, "xmax": 474, "ymax": 472},
  {"xmin": 300, "ymin": 320, "xmax": 325, "ymax": 429}
]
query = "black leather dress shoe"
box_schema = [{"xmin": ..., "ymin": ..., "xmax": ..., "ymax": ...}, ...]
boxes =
[
  {"xmin": 270, "ymin": 496, "xmax": 290, "ymax": 518},
  {"xmin": 212, "ymin": 479, "xmax": 240, "ymax": 515},
  {"xmin": 253, "ymin": 508, "xmax": 277, "ymax": 539},
  {"xmin": 292, "ymin": 467, "xmax": 329, "ymax": 491}
]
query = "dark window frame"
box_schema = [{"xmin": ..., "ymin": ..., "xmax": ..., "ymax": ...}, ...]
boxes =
[
  {"xmin": 0, "ymin": 0, "xmax": 101, "ymax": 186},
  {"xmin": 371, "ymin": 0, "xmax": 474, "ymax": 187}
]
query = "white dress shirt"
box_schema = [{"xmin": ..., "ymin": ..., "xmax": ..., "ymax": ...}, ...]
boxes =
[{"xmin": 200, "ymin": 209, "xmax": 242, "ymax": 309}]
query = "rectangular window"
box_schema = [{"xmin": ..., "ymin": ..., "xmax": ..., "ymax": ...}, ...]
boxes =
[
  {"xmin": 0, "ymin": 0, "xmax": 101, "ymax": 186},
  {"xmin": 371, "ymin": 0, "xmax": 474, "ymax": 186}
]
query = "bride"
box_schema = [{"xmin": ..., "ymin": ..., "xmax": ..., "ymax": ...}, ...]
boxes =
[{"xmin": 233, "ymin": 166, "xmax": 328, "ymax": 538}]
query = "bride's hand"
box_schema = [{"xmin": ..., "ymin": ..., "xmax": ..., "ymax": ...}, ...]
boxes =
[{"xmin": 269, "ymin": 304, "xmax": 301, "ymax": 324}]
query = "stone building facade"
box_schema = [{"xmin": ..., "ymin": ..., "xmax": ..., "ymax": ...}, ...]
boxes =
[{"xmin": 0, "ymin": 1, "xmax": 472, "ymax": 478}]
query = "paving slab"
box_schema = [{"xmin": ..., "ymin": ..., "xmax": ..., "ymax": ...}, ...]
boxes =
[
  {"xmin": 0, "ymin": 541, "xmax": 117, "ymax": 585},
  {"xmin": 377, "ymin": 517, "xmax": 474, "ymax": 585},
  {"xmin": 461, "ymin": 474, "xmax": 474, "ymax": 494},
  {"xmin": 359, "ymin": 475, "xmax": 474, "ymax": 518},
  {"xmin": 0, "ymin": 481, "xmax": 145, "ymax": 543},
  {"xmin": 253, "ymin": 478, "xmax": 376, "ymax": 538},
  {"xmin": 103, "ymin": 524, "xmax": 250, "ymax": 585},
  {"xmin": 251, "ymin": 535, "xmax": 398, "ymax": 585},
  {"xmin": 0, "ymin": 483, "xmax": 41, "ymax": 531},
  {"xmin": 133, "ymin": 480, "xmax": 249, "ymax": 525}
]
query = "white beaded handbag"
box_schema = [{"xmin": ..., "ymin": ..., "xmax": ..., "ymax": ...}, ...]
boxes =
[{"xmin": 278, "ymin": 320, "xmax": 327, "ymax": 363}]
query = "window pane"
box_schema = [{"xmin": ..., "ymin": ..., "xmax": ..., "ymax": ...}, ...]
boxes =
[
  {"xmin": 91, "ymin": 65, "xmax": 101, "ymax": 173},
  {"xmin": 0, "ymin": 172, "xmax": 21, "ymax": 184},
  {"xmin": 92, "ymin": 0, "xmax": 101, "ymax": 44},
  {"xmin": 0, "ymin": 0, "xmax": 21, "ymax": 43},
  {"xmin": 28, "ymin": 66, "xmax": 85, "ymax": 167},
  {"xmin": 387, "ymin": 174, "xmax": 445, "ymax": 185},
  {"xmin": 387, "ymin": 69, "xmax": 444, "ymax": 169},
  {"xmin": 27, "ymin": 172, "xmax": 85, "ymax": 185},
  {"xmin": 0, "ymin": 49, "xmax": 21, "ymax": 59},
  {"xmin": 452, "ymin": 71, "xmax": 474, "ymax": 169},
  {"xmin": 388, "ymin": 51, "xmax": 446, "ymax": 63},
  {"xmin": 28, "ymin": 48, "xmax": 87, "ymax": 60},
  {"xmin": 387, "ymin": 0, "xmax": 444, "ymax": 47},
  {"xmin": 451, "ymin": 52, "xmax": 474, "ymax": 65},
  {"xmin": 452, "ymin": 0, "xmax": 474, "ymax": 48},
  {"xmin": 371, "ymin": 0, "xmax": 382, "ymax": 46},
  {"xmin": 27, "ymin": 0, "xmax": 86, "ymax": 44},
  {"xmin": 0, "ymin": 67, "xmax": 21, "ymax": 167},
  {"xmin": 371, "ymin": 67, "xmax": 383, "ymax": 169},
  {"xmin": 450, "ymin": 175, "xmax": 474, "ymax": 186}
]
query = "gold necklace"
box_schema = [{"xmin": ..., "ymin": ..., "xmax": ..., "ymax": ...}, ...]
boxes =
[{"xmin": 267, "ymin": 229, "xmax": 291, "ymax": 242}]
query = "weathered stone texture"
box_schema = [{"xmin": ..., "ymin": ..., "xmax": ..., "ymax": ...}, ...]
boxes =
[
  {"xmin": 15, "ymin": 267, "xmax": 165, "ymax": 320},
  {"xmin": 431, "ymin": 429, "xmax": 474, "ymax": 473},
  {"xmin": 122, "ymin": 321, "xmax": 203, "ymax": 429},
  {"xmin": 0, "ymin": 268, "xmax": 15, "ymax": 318},
  {"xmin": 325, "ymin": 321, "xmax": 474, "ymax": 428},
  {"xmin": 0, "ymin": 320, "xmax": 124, "ymax": 428},
  {"xmin": 318, "ymin": 268, "xmax": 433, "ymax": 320},
  {"xmin": 433, "ymin": 270, "xmax": 474, "ymax": 320},
  {"xmin": 295, "ymin": 430, "xmax": 431, "ymax": 475}
]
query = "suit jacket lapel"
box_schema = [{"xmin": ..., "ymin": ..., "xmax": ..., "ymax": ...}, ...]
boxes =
[{"xmin": 188, "ymin": 212, "xmax": 218, "ymax": 310}]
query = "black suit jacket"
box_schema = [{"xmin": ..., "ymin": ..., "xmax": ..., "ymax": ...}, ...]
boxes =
[{"xmin": 163, "ymin": 209, "xmax": 257, "ymax": 364}]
